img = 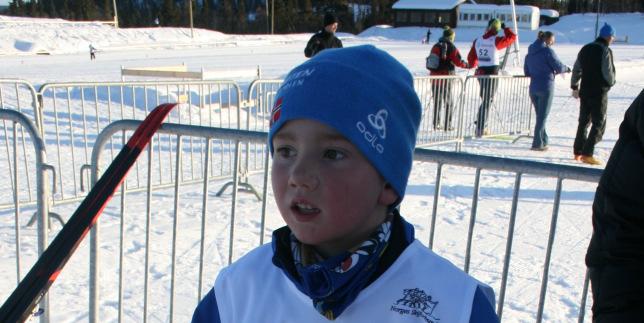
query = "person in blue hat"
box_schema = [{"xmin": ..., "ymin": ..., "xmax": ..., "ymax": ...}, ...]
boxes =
[
  {"xmin": 192, "ymin": 45, "xmax": 498, "ymax": 322},
  {"xmin": 570, "ymin": 22, "xmax": 616, "ymax": 165}
]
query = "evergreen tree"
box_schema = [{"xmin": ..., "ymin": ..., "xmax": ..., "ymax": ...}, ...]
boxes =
[
  {"xmin": 102, "ymin": 0, "xmax": 113, "ymax": 20},
  {"xmin": 161, "ymin": 0, "xmax": 181, "ymax": 26},
  {"xmin": 236, "ymin": 0, "xmax": 248, "ymax": 33}
]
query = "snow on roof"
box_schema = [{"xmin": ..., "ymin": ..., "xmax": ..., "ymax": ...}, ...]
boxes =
[
  {"xmin": 392, "ymin": 0, "xmax": 466, "ymax": 10},
  {"xmin": 459, "ymin": 3, "xmax": 539, "ymax": 14},
  {"xmin": 540, "ymin": 9, "xmax": 560, "ymax": 18}
]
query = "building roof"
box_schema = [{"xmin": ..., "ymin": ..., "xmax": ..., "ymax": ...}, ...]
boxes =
[
  {"xmin": 459, "ymin": 3, "xmax": 539, "ymax": 14},
  {"xmin": 392, "ymin": 0, "xmax": 466, "ymax": 10}
]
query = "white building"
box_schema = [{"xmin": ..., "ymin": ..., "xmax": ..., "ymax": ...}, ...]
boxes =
[
  {"xmin": 457, "ymin": 3, "xmax": 540, "ymax": 30},
  {"xmin": 391, "ymin": 1, "xmax": 546, "ymax": 30}
]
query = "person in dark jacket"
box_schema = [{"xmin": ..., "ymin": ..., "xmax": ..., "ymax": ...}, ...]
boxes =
[
  {"xmin": 524, "ymin": 31, "xmax": 571, "ymax": 151},
  {"xmin": 585, "ymin": 89, "xmax": 644, "ymax": 322},
  {"xmin": 428, "ymin": 27, "xmax": 471, "ymax": 130},
  {"xmin": 467, "ymin": 19, "xmax": 517, "ymax": 137},
  {"xmin": 570, "ymin": 22, "xmax": 616, "ymax": 165},
  {"xmin": 304, "ymin": 12, "xmax": 343, "ymax": 58}
]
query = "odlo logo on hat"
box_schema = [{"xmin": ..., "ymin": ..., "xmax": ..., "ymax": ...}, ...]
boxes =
[
  {"xmin": 270, "ymin": 97, "xmax": 283, "ymax": 127},
  {"xmin": 356, "ymin": 108, "xmax": 388, "ymax": 154}
]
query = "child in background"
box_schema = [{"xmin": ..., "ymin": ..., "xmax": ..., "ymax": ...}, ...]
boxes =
[{"xmin": 192, "ymin": 45, "xmax": 498, "ymax": 323}]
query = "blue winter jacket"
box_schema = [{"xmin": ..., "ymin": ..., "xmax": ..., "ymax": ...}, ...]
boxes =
[{"xmin": 524, "ymin": 39, "xmax": 569, "ymax": 93}]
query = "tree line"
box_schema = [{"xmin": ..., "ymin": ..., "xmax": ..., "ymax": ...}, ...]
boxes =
[{"xmin": 2, "ymin": 0, "xmax": 642, "ymax": 34}]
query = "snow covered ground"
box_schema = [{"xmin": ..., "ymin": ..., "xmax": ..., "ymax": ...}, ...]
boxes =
[{"xmin": 1, "ymin": 12, "xmax": 643, "ymax": 322}]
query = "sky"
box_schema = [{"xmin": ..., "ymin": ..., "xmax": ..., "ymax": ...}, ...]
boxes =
[{"xmin": 1, "ymin": 12, "xmax": 644, "ymax": 323}]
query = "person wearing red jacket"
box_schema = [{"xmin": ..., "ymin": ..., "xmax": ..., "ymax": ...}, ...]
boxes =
[
  {"xmin": 428, "ymin": 27, "xmax": 471, "ymax": 130},
  {"xmin": 467, "ymin": 19, "xmax": 517, "ymax": 137}
]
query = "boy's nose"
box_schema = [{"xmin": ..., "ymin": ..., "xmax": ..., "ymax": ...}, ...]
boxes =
[{"xmin": 288, "ymin": 159, "xmax": 319, "ymax": 191}]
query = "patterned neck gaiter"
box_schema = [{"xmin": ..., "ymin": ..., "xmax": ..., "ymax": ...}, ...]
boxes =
[{"xmin": 289, "ymin": 219, "xmax": 393, "ymax": 319}]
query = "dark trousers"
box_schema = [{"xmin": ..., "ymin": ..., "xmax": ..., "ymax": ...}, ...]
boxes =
[
  {"xmin": 574, "ymin": 94, "xmax": 607, "ymax": 156},
  {"xmin": 589, "ymin": 265, "xmax": 644, "ymax": 322},
  {"xmin": 476, "ymin": 77, "xmax": 498, "ymax": 136},
  {"xmin": 431, "ymin": 79, "xmax": 455, "ymax": 130},
  {"xmin": 530, "ymin": 90, "xmax": 553, "ymax": 149}
]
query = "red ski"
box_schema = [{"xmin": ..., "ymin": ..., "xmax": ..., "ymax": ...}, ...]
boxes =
[{"xmin": 0, "ymin": 103, "xmax": 178, "ymax": 322}]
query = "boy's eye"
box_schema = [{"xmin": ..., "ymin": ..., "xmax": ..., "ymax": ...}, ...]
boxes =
[
  {"xmin": 275, "ymin": 146, "xmax": 295, "ymax": 158},
  {"xmin": 324, "ymin": 149, "xmax": 345, "ymax": 160}
]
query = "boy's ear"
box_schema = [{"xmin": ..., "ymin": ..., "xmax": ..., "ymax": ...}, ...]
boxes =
[{"xmin": 378, "ymin": 183, "xmax": 399, "ymax": 206}]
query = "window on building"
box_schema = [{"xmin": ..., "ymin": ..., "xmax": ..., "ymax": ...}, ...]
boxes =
[
  {"xmin": 426, "ymin": 12, "xmax": 436, "ymax": 23},
  {"xmin": 410, "ymin": 11, "xmax": 422, "ymax": 23},
  {"xmin": 484, "ymin": 14, "xmax": 490, "ymax": 20},
  {"xmin": 477, "ymin": 13, "xmax": 482, "ymax": 21},
  {"xmin": 440, "ymin": 12, "xmax": 451, "ymax": 24},
  {"xmin": 396, "ymin": 11, "xmax": 407, "ymax": 23}
]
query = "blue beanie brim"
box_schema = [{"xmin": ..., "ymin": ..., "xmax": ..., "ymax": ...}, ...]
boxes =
[{"xmin": 268, "ymin": 45, "xmax": 421, "ymax": 205}]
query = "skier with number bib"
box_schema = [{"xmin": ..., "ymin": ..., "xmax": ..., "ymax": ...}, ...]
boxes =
[
  {"xmin": 467, "ymin": 18, "xmax": 516, "ymax": 137},
  {"xmin": 427, "ymin": 27, "xmax": 471, "ymax": 131}
]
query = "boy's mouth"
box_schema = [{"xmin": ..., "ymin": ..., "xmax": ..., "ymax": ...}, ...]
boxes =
[{"xmin": 291, "ymin": 202, "xmax": 321, "ymax": 215}]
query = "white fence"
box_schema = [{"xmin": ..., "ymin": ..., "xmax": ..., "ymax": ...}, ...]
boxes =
[
  {"xmin": 74, "ymin": 121, "xmax": 600, "ymax": 322},
  {"xmin": 2, "ymin": 75, "xmax": 584, "ymax": 322}
]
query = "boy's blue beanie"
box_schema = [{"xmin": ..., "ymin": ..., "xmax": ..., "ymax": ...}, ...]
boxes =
[
  {"xmin": 599, "ymin": 22, "xmax": 615, "ymax": 38},
  {"xmin": 268, "ymin": 45, "xmax": 421, "ymax": 205}
]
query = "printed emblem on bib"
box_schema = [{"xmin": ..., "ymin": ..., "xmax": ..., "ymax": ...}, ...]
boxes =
[{"xmin": 390, "ymin": 288, "xmax": 439, "ymax": 322}]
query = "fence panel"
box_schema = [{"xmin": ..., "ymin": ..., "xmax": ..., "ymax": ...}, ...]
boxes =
[
  {"xmin": 461, "ymin": 75, "xmax": 532, "ymax": 138},
  {"xmin": 0, "ymin": 79, "xmax": 41, "ymax": 132},
  {"xmin": 84, "ymin": 121, "xmax": 269, "ymax": 323},
  {"xmin": 414, "ymin": 76, "xmax": 467, "ymax": 148},
  {"xmin": 0, "ymin": 109, "xmax": 52, "ymax": 323},
  {"xmin": 37, "ymin": 81, "xmax": 243, "ymax": 206},
  {"xmin": 412, "ymin": 148, "xmax": 599, "ymax": 322},
  {"xmin": 72, "ymin": 119, "xmax": 599, "ymax": 322}
]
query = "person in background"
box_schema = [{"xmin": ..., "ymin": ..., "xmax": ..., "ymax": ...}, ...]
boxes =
[
  {"xmin": 89, "ymin": 44, "xmax": 97, "ymax": 60},
  {"xmin": 467, "ymin": 18, "xmax": 517, "ymax": 137},
  {"xmin": 570, "ymin": 22, "xmax": 616, "ymax": 165},
  {"xmin": 192, "ymin": 45, "xmax": 498, "ymax": 323},
  {"xmin": 427, "ymin": 26, "xmax": 471, "ymax": 131},
  {"xmin": 425, "ymin": 28, "xmax": 432, "ymax": 44},
  {"xmin": 585, "ymin": 89, "xmax": 644, "ymax": 322},
  {"xmin": 304, "ymin": 12, "xmax": 343, "ymax": 58},
  {"xmin": 523, "ymin": 31, "xmax": 571, "ymax": 151}
]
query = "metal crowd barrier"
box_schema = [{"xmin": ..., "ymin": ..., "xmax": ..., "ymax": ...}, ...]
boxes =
[
  {"xmin": 0, "ymin": 80, "xmax": 42, "ymax": 211},
  {"xmin": 0, "ymin": 109, "xmax": 53, "ymax": 323},
  {"xmin": 414, "ymin": 148, "xmax": 600, "ymax": 322},
  {"xmin": 86, "ymin": 121, "xmax": 269, "ymax": 323},
  {"xmin": 26, "ymin": 76, "xmax": 534, "ymax": 209},
  {"xmin": 414, "ymin": 76, "xmax": 467, "ymax": 148},
  {"xmin": 0, "ymin": 79, "xmax": 42, "ymax": 133},
  {"xmin": 75, "ymin": 120, "xmax": 598, "ymax": 322},
  {"xmin": 36, "ymin": 81, "xmax": 243, "ymax": 206},
  {"xmin": 461, "ymin": 75, "xmax": 533, "ymax": 139}
]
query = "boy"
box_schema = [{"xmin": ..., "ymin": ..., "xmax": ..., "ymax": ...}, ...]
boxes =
[{"xmin": 192, "ymin": 45, "xmax": 498, "ymax": 322}]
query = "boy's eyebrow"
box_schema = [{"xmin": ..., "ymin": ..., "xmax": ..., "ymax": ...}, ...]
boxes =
[
  {"xmin": 273, "ymin": 129, "xmax": 349, "ymax": 143},
  {"xmin": 272, "ymin": 131, "xmax": 296, "ymax": 141}
]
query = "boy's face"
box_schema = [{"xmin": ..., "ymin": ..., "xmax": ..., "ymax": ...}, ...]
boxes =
[{"xmin": 271, "ymin": 119, "xmax": 398, "ymax": 257}]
